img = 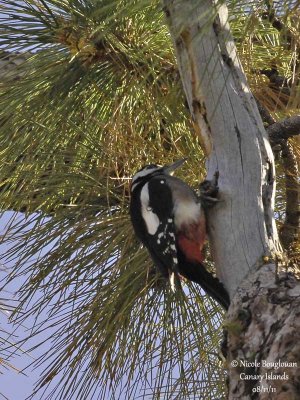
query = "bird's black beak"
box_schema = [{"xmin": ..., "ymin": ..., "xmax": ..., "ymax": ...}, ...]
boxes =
[{"xmin": 163, "ymin": 158, "xmax": 187, "ymax": 175}]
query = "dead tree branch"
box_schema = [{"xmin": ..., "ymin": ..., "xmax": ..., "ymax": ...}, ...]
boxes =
[
  {"xmin": 267, "ymin": 115, "xmax": 300, "ymax": 143},
  {"xmin": 256, "ymin": 100, "xmax": 299, "ymax": 252}
]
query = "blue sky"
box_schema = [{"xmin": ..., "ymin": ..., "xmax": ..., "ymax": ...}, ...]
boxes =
[
  {"xmin": 0, "ymin": 212, "xmax": 57, "ymax": 400},
  {"xmin": 0, "ymin": 212, "xmax": 135, "ymax": 400},
  {"xmin": 0, "ymin": 210, "xmax": 217, "ymax": 400}
]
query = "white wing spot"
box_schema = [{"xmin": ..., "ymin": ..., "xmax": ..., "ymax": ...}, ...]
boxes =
[
  {"xmin": 170, "ymin": 244, "xmax": 176, "ymax": 250},
  {"xmin": 157, "ymin": 239, "xmax": 161, "ymax": 244},
  {"xmin": 158, "ymin": 232, "xmax": 164, "ymax": 238},
  {"xmin": 168, "ymin": 219, "xmax": 172, "ymax": 223},
  {"xmin": 160, "ymin": 180, "xmax": 165, "ymax": 184},
  {"xmin": 173, "ymin": 257, "xmax": 178, "ymax": 264}
]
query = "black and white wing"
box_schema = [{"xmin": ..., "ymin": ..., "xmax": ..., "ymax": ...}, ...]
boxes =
[{"xmin": 139, "ymin": 175, "xmax": 180, "ymax": 291}]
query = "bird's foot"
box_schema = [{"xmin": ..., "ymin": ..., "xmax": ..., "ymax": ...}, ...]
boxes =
[{"xmin": 199, "ymin": 171, "xmax": 220, "ymax": 208}]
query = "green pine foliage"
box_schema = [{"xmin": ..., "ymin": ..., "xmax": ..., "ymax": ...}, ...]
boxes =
[{"xmin": 0, "ymin": 0, "xmax": 298, "ymax": 399}]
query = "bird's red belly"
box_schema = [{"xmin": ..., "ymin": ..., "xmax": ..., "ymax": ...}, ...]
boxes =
[{"xmin": 177, "ymin": 220, "xmax": 206, "ymax": 263}]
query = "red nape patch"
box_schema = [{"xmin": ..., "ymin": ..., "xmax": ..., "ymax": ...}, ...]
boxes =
[{"xmin": 178, "ymin": 236, "xmax": 204, "ymax": 263}]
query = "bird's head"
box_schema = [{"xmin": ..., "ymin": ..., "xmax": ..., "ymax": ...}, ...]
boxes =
[{"xmin": 130, "ymin": 159, "xmax": 186, "ymax": 192}]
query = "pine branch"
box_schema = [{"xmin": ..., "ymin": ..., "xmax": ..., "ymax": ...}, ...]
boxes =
[{"xmin": 261, "ymin": 0, "xmax": 295, "ymax": 52}]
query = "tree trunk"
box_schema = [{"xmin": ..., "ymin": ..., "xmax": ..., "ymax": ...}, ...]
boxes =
[{"xmin": 163, "ymin": 0, "xmax": 300, "ymax": 398}]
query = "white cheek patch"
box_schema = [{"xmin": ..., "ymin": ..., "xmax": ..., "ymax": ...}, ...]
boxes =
[{"xmin": 140, "ymin": 183, "xmax": 160, "ymax": 235}]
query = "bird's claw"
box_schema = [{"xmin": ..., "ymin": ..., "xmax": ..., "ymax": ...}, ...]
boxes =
[{"xmin": 199, "ymin": 171, "xmax": 220, "ymax": 208}]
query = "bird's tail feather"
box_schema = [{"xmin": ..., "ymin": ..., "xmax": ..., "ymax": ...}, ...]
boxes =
[{"xmin": 178, "ymin": 257, "xmax": 230, "ymax": 310}]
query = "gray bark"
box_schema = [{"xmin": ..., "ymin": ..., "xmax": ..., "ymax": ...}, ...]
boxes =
[
  {"xmin": 163, "ymin": 0, "xmax": 300, "ymax": 398},
  {"xmin": 162, "ymin": 0, "xmax": 281, "ymax": 297},
  {"xmin": 226, "ymin": 264, "xmax": 300, "ymax": 399}
]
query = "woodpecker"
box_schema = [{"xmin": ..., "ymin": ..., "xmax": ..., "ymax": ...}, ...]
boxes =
[{"xmin": 129, "ymin": 159, "xmax": 230, "ymax": 310}]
